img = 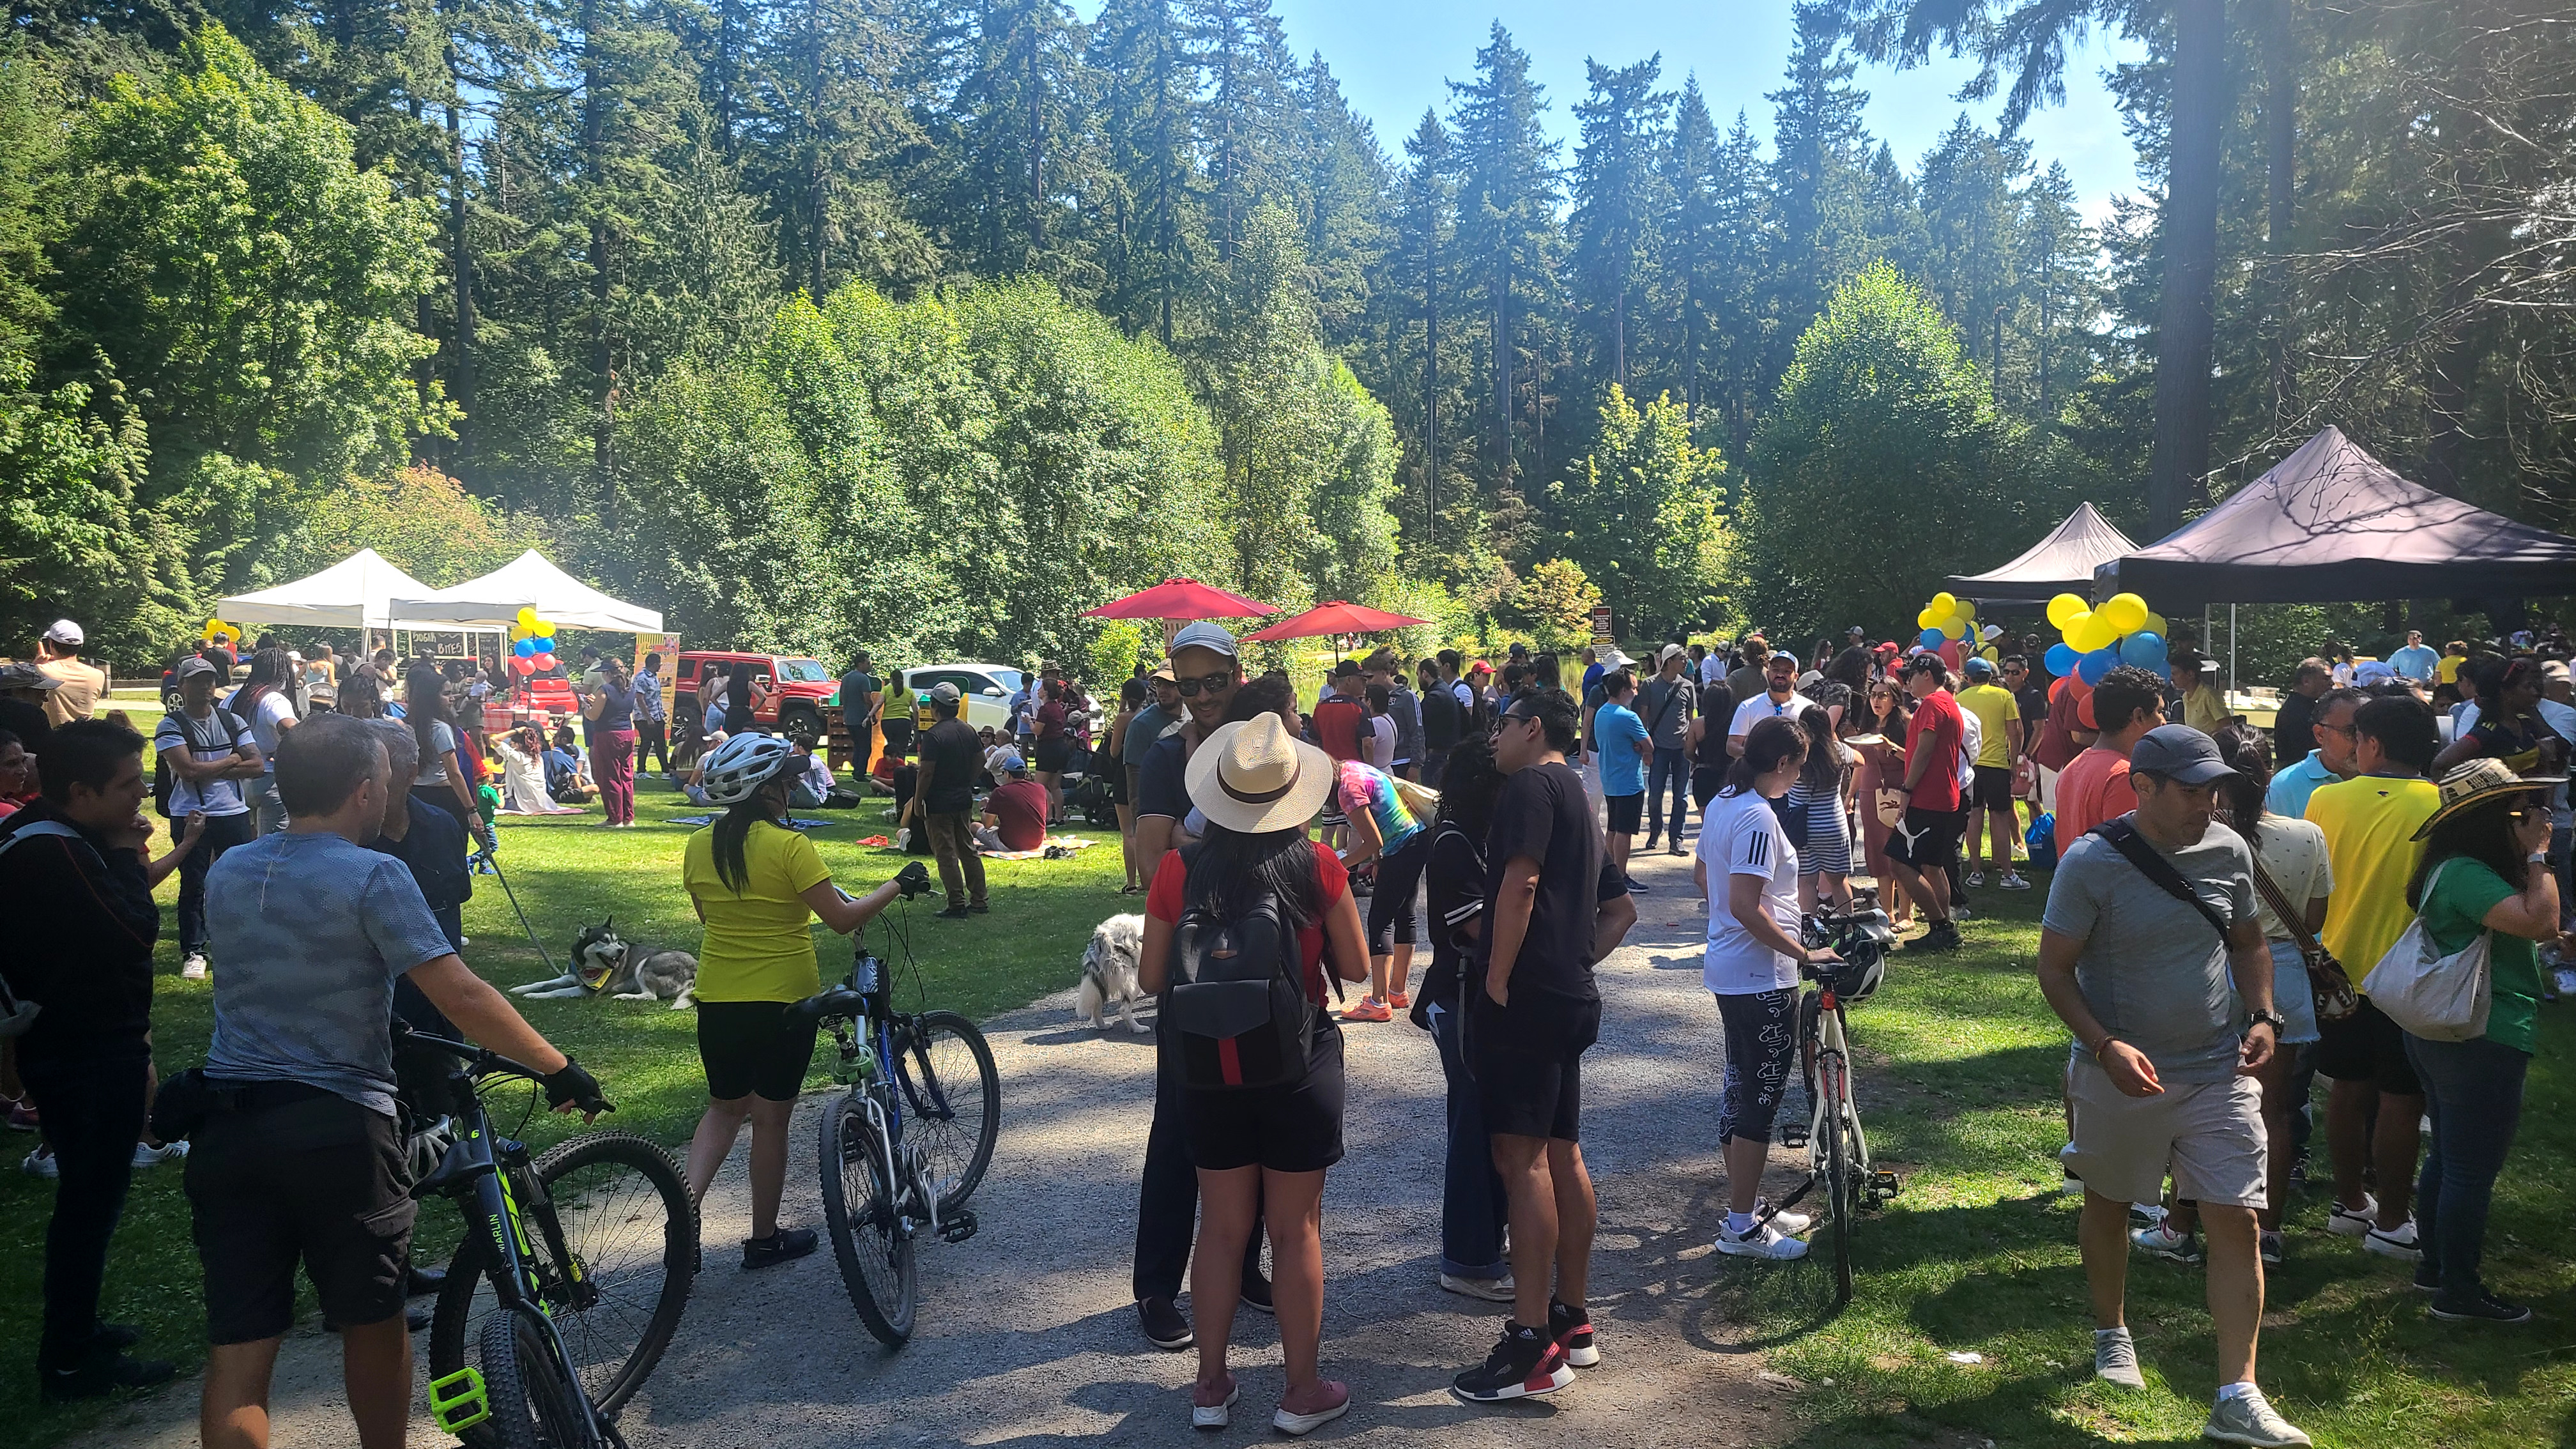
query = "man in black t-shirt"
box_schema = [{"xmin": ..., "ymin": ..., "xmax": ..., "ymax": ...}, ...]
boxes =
[
  {"xmin": 1451, "ymin": 687, "xmax": 1639, "ymax": 1404},
  {"xmin": 905, "ymin": 684, "xmax": 986, "ymax": 917}
]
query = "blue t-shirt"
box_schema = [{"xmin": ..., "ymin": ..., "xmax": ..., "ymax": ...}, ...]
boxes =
[
  {"xmin": 2387, "ymin": 644, "xmax": 2440, "ymax": 682},
  {"xmin": 1595, "ymin": 702, "xmax": 1650, "ymax": 797},
  {"xmin": 2262, "ymin": 749, "xmax": 2340, "ymax": 822},
  {"xmin": 369, "ymin": 797, "xmax": 474, "ymax": 951},
  {"xmin": 204, "ymin": 831, "xmax": 459, "ymax": 1116}
]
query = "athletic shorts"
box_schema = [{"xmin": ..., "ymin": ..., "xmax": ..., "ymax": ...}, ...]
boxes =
[
  {"xmin": 2312, "ymin": 994, "xmax": 2421, "ymax": 1096},
  {"xmin": 1970, "ymin": 765, "xmax": 2016, "ymax": 812},
  {"xmin": 1469, "ymin": 986, "xmax": 1602, "ymax": 1142},
  {"xmin": 1714, "ymin": 988, "xmax": 1799, "ymax": 1146},
  {"xmin": 1886, "ymin": 806, "xmax": 1966, "ymax": 869},
  {"xmin": 1604, "ymin": 792, "xmax": 1644, "ymax": 836},
  {"xmin": 2062, "ymin": 1057, "xmax": 2267, "ymax": 1209},
  {"xmin": 1034, "ymin": 737, "xmax": 1073, "ymax": 774},
  {"xmin": 698, "ymin": 999, "xmax": 822, "ymax": 1101},
  {"xmin": 186, "ymin": 1087, "xmax": 415, "ymax": 1344},
  {"xmin": 1184, "ymin": 1020, "xmax": 1346, "ymax": 1173}
]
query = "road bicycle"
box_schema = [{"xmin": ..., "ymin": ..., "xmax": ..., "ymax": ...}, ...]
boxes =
[
  {"xmin": 404, "ymin": 1032, "xmax": 696, "ymax": 1449},
  {"xmin": 793, "ymin": 895, "xmax": 1002, "ymax": 1347},
  {"xmin": 1774, "ymin": 891, "xmax": 1904, "ymax": 1303}
]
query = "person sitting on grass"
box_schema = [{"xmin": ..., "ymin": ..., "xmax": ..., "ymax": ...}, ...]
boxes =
[{"xmin": 974, "ymin": 750, "xmax": 1049, "ymax": 853}]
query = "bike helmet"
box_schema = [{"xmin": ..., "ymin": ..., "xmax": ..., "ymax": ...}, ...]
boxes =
[{"xmin": 699, "ymin": 732, "xmax": 799, "ymax": 805}]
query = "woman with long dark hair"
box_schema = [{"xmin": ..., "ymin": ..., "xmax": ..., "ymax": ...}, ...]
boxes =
[
  {"xmin": 1849, "ymin": 680, "xmax": 1915, "ymax": 927},
  {"xmin": 404, "ymin": 663, "xmax": 479, "ymax": 827},
  {"xmin": 1034, "ymin": 677, "xmax": 1071, "ymax": 824},
  {"xmin": 1137, "ymin": 714, "xmax": 1367, "ymax": 1434},
  {"xmin": 681, "ymin": 733, "xmax": 922, "ymax": 1268},
  {"xmin": 1412, "ymin": 733, "xmax": 1515, "ymax": 1301},
  {"xmin": 1107, "ymin": 676, "xmax": 1147, "ymax": 891},
  {"xmin": 1698, "ymin": 716, "xmax": 1830, "ymax": 1260},
  {"xmin": 2432, "ymin": 656, "xmax": 2567, "ymax": 779},
  {"xmin": 1684, "ymin": 677, "xmax": 1732, "ymax": 812},
  {"xmin": 2396, "ymin": 759, "xmax": 2568, "ymax": 1324},
  {"xmin": 228, "ymin": 647, "xmax": 300, "ymax": 832},
  {"xmin": 1782, "ymin": 702, "xmax": 1854, "ymax": 911},
  {"xmin": 583, "ymin": 656, "xmax": 640, "ymax": 827}
]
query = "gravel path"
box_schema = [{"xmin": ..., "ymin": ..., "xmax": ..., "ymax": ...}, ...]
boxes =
[{"xmin": 72, "ymin": 839, "xmax": 1811, "ymax": 1448}]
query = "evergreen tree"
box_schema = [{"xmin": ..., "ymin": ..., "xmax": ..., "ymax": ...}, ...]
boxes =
[
  {"xmin": 1385, "ymin": 108, "xmax": 1467, "ymax": 557},
  {"xmin": 1567, "ymin": 55, "xmax": 1667, "ymax": 394},
  {"xmin": 1548, "ymin": 384, "xmax": 1725, "ymax": 635},
  {"xmin": 1447, "ymin": 21, "xmax": 1558, "ymax": 489},
  {"xmin": 1090, "ymin": 0, "xmax": 1203, "ymax": 341},
  {"xmin": 1184, "ymin": 0, "xmax": 1295, "ymax": 263},
  {"xmin": 935, "ymin": 0, "xmax": 1101, "ymax": 293},
  {"xmin": 1915, "ymin": 114, "xmax": 2028, "ymax": 395},
  {"xmin": 1287, "ymin": 54, "xmax": 1386, "ymax": 346},
  {"xmin": 1765, "ymin": 3, "xmax": 1869, "ymax": 383}
]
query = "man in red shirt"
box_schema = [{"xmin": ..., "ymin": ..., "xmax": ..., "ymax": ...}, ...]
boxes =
[
  {"xmin": 1312, "ymin": 662, "xmax": 1367, "ymax": 763},
  {"xmin": 2053, "ymin": 667, "xmax": 2169, "ymax": 843},
  {"xmin": 977, "ymin": 751, "xmax": 1050, "ymax": 852},
  {"xmin": 1883, "ymin": 654, "xmax": 1967, "ymax": 951}
]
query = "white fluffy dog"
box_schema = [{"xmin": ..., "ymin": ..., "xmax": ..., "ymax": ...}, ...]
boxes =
[{"xmin": 1075, "ymin": 913, "xmax": 1149, "ymax": 1033}]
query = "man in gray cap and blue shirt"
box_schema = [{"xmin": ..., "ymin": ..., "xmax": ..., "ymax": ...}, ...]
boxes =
[{"xmin": 2036, "ymin": 724, "xmax": 2308, "ymax": 1447}]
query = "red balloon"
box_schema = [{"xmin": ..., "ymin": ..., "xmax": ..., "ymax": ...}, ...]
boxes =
[
  {"xmin": 533, "ymin": 652, "xmax": 556, "ymax": 671},
  {"xmin": 2050, "ymin": 676, "xmax": 2068, "ymax": 703},
  {"xmin": 2076, "ymin": 693, "xmax": 2099, "ymax": 730},
  {"xmin": 2066, "ymin": 671, "xmax": 2092, "ymax": 699},
  {"xmin": 1937, "ymin": 639, "xmax": 1965, "ymax": 669},
  {"xmin": 512, "ymin": 656, "xmax": 536, "ymax": 675}
]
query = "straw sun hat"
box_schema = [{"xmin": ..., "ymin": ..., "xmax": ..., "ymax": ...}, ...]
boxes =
[
  {"xmin": 1183, "ymin": 715, "xmax": 1335, "ymax": 834},
  {"xmin": 2411, "ymin": 756, "xmax": 2566, "ymax": 839}
]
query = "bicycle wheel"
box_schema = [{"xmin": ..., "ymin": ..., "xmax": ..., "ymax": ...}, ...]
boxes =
[
  {"xmin": 433, "ymin": 1131, "xmax": 696, "ymax": 1436},
  {"xmin": 1820, "ymin": 1051, "xmax": 1856, "ymax": 1305},
  {"xmin": 896, "ymin": 1010, "xmax": 999, "ymax": 1214},
  {"xmin": 820, "ymin": 1092, "xmax": 917, "ymax": 1346},
  {"xmin": 477, "ymin": 1308, "xmax": 591, "ymax": 1449}
]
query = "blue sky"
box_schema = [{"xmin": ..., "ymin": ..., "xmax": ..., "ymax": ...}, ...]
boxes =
[{"xmin": 1255, "ymin": 0, "xmax": 2147, "ymax": 224}]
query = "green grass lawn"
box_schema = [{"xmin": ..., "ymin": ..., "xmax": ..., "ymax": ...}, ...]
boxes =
[{"xmin": 1, "ymin": 767, "xmax": 1132, "ymax": 1445}]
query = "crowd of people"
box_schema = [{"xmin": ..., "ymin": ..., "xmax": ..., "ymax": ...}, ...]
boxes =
[{"xmin": 0, "ymin": 603, "xmax": 2570, "ymax": 1448}]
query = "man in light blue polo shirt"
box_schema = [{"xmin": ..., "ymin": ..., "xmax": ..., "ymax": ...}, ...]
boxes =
[
  {"xmin": 2386, "ymin": 631, "xmax": 2439, "ymax": 683},
  {"xmin": 2262, "ymin": 688, "xmax": 2361, "ymax": 819}
]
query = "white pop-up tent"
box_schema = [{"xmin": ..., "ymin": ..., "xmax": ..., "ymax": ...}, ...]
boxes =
[
  {"xmin": 216, "ymin": 548, "xmax": 437, "ymax": 631},
  {"xmin": 387, "ymin": 549, "xmax": 664, "ymax": 634}
]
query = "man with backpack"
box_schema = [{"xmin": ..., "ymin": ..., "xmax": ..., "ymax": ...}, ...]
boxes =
[
  {"xmin": 1451, "ymin": 687, "xmax": 1637, "ymax": 1404},
  {"xmin": 1637, "ymin": 645, "xmax": 1698, "ymax": 855},
  {"xmin": 157, "ymin": 657, "xmax": 264, "ymax": 981}
]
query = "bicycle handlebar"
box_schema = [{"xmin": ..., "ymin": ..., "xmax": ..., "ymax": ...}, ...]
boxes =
[{"xmin": 399, "ymin": 1027, "xmax": 541, "ymax": 1084}]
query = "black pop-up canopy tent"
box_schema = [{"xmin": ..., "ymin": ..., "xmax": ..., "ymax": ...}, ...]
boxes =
[
  {"xmin": 1945, "ymin": 502, "xmax": 2140, "ymax": 606},
  {"xmin": 2094, "ymin": 426, "xmax": 2576, "ymax": 608}
]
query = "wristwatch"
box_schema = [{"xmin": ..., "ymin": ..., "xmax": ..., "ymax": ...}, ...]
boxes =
[{"xmin": 2248, "ymin": 1009, "xmax": 2287, "ymax": 1033}]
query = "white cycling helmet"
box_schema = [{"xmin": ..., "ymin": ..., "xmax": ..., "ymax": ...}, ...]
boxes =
[{"xmin": 699, "ymin": 732, "xmax": 799, "ymax": 806}]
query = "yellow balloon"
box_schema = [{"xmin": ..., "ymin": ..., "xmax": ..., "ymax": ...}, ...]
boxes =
[
  {"xmin": 2047, "ymin": 593, "xmax": 2087, "ymax": 629},
  {"xmin": 1955, "ymin": 599, "xmax": 1976, "ymax": 622},
  {"xmin": 2080, "ymin": 615, "xmax": 2122, "ymax": 652},
  {"xmin": 2142, "ymin": 611, "xmax": 2167, "ymax": 639},
  {"xmin": 1917, "ymin": 606, "xmax": 1939, "ymax": 631},
  {"xmin": 2101, "ymin": 593, "xmax": 2147, "ymax": 636},
  {"xmin": 516, "ymin": 606, "xmax": 538, "ymax": 627},
  {"xmin": 1938, "ymin": 615, "xmax": 1968, "ymax": 640},
  {"xmin": 1930, "ymin": 592, "xmax": 1956, "ymax": 617}
]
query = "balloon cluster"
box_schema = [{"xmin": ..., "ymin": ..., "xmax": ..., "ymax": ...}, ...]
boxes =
[
  {"xmin": 508, "ymin": 607, "xmax": 559, "ymax": 677},
  {"xmin": 1911, "ymin": 593, "xmax": 2002, "ymax": 668},
  {"xmin": 2041, "ymin": 592, "xmax": 2169, "ymax": 713},
  {"xmin": 201, "ymin": 618, "xmax": 240, "ymax": 649}
]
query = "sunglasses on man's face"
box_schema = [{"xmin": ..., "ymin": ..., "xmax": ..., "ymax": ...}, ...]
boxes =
[{"xmin": 1173, "ymin": 671, "xmax": 1234, "ymax": 697}]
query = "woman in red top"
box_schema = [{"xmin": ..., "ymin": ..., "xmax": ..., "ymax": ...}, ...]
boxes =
[
  {"xmin": 1033, "ymin": 678, "xmax": 1072, "ymax": 824},
  {"xmin": 1140, "ymin": 714, "xmax": 1367, "ymax": 1436}
]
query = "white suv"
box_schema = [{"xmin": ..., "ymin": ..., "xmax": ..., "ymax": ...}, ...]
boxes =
[{"xmin": 894, "ymin": 663, "xmax": 1027, "ymax": 733}]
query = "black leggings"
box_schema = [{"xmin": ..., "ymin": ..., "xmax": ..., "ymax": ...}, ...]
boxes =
[
  {"xmin": 1365, "ymin": 829, "xmax": 1430, "ymax": 954},
  {"xmin": 1714, "ymin": 988, "xmax": 1799, "ymax": 1146}
]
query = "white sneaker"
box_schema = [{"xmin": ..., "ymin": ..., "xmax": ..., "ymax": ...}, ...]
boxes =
[
  {"xmin": 1715, "ymin": 1221, "xmax": 1810, "ymax": 1260},
  {"xmin": 2204, "ymin": 1384, "xmax": 2312, "ymax": 1447},
  {"xmin": 2326, "ymin": 1195, "xmax": 2377, "ymax": 1236},
  {"xmin": 2363, "ymin": 1218, "xmax": 2423, "ymax": 1262},
  {"xmin": 2131, "ymin": 1222, "xmax": 2203, "ymax": 1263},
  {"xmin": 1952, "ymin": 903, "xmax": 1972, "ymax": 920},
  {"xmin": 1439, "ymin": 1271, "xmax": 1517, "ymax": 1302},
  {"xmin": 180, "ymin": 953, "xmax": 209, "ymax": 981},
  {"xmin": 1966, "ymin": 870, "xmax": 1988, "ymax": 888},
  {"xmin": 20, "ymin": 1147, "xmax": 56, "ymax": 1179},
  {"xmin": 132, "ymin": 1140, "xmax": 188, "ymax": 1169},
  {"xmin": 1998, "ymin": 872, "xmax": 2032, "ymax": 891},
  {"xmin": 1754, "ymin": 1197, "xmax": 1813, "ymax": 1236}
]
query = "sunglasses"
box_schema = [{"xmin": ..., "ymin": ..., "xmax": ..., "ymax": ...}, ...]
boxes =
[{"xmin": 1173, "ymin": 671, "xmax": 1234, "ymax": 697}]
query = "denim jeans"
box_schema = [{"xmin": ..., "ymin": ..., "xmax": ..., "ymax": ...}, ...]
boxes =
[
  {"xmin": 1647, "ymin": 746, "xmax": 1691, "ymax": 843},
  {"xmin": 251, "ymin": 774, "xmax": 288, "ymax": 834},
  {"xmin": 1427, "ymin": 999, "xmax": 1510, "ymax": 1278},
  {"xmin": 2405, "ymin": 1032, "xmax": 2531, "ymax": 1305},
  {"xmin": 174, "ymin": 810, "xmax": 257, "ymax": 954}
]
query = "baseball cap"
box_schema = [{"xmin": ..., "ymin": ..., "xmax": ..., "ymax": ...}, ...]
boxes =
[
  {"xmin": 929, "ymin": 682, "xmax": 962, "ymax": 705},
  {"xmin": 1963, "ymin": 656, "xmax": 1995, "ymax": 680},
  {"xmin": 1149, "ymin": 663, "xmax": 1176, "ymax": 683},
  {"xmin": 176, "ymin": 656, "xmax": 218, "ymax": 682},
  {"xmin": 2129, "ymin": 724, "xmax": 2238, "ymax": 786},
  {"xmin": 1170, "ymin": 621, "xmax": 1240, "ymax": 659},
  {"xmin": 993, "ymin": 748, "xmax": 1026, "ymax": 774},
  {"xmin": 42, "ymin": 618, "xmax": 82, "ymax": 647},
  {"xmin": 1657, "ymin": 643, "xmax": 1687, "ymax": 666}
]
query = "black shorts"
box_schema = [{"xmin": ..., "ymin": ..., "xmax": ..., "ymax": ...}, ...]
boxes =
[
  {"xmin": 1690, "ymin": 765, "xmax": 1726, "ymax": 808},
  {"xmin": 1184, "ymin": 1019, "xmax": 1346, "ymax": 1172},
  {"xmin": 1469, "ymin": 987, "xmax": 1602, "ymax": 1142},
  {"xmin": 2313, "ymin": 995, "xmax": 2423, "ymax": 1096},
  {"xmin": 185, "ymin": 1087, "xmax": 415, "ymax": 1344},
  {"xmin": 1034, "ymin": 737, "xmax": 1073, "ymax": 773},
  {"xmin": 698, "ymin": 999, "xmax": 822, "ymax": 1101},
  {"xmin": 1970, "ymin": 765, "xmax": 2016, "ymax": 812},
  {"xmin": 1604, "ymin": 792, "xmax": 1644, "ymax": 835},
  {"xmin": 1887, "ymin": 806, "xmax": 1966, "ymax": 868}
]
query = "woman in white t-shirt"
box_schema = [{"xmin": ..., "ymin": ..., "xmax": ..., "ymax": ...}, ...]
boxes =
[
  {"xmin": 1696, "ymin": 714, "xmax": 1842, "ymax": 1262},
  {"xmin": 1363, "ymin": 682, "xmax": 1397, "ymax": 774},
  {"xmin": 227, "ymin": 647, "xmax": 301, "ymax": 833}
]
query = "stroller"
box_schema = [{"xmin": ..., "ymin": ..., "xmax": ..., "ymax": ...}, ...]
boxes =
[{"xmin": 1061, "ymin": 745, "xmax": 1119, "ymax": 828}]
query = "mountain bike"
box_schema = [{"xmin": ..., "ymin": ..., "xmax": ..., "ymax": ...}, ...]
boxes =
[
  {"xmin": 1774, "ymin": 893, "xmax": 1904, "ymax": 1303},
  {"xmin": 403, "ymin": 1032, "xmax": 696, "ymax": 1448},
  {"xmin": 792, "ymin": 897, "xmax": 1002, "ymax": 1347}
]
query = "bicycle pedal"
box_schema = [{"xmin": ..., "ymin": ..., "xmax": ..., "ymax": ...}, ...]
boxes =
[
  {"xmin": 1779, "ymin": 1123, "xmax": 1809, "ymax": 1149},
  {"xmin": 939, "ymin": 1208, "xmax": 979, "ymax": 1244},
  {"xmin": 1869, "ymin": 1170, "xmax": 1902, "ymax": 1206},
  {"xmin": 427, "ymin": 1366, "xmax": 491, "ymax": 1434}
]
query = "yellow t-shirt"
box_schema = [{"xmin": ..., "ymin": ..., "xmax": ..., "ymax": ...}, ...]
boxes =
[
  {"xmin": 2304, "ymin": 775, "xmax": 2441, "ymax": 974},
  {"xmin": 1956, "ymin": 682, "xmax": 2020, "ymax": 769},
  {"xmin": 682, "ymin": 820, "xmax": 832, "ymax": 1002},
  {"xmin": 2436, "ymin": 654, "xmax": 2464, "ymax": 686}
]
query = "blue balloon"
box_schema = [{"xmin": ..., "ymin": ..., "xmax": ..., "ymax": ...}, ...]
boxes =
[
  {"xmin": 533, "ymin": 635, "xmax": 556, "ymax": 654},
  {"xmin": 2044, "ymin": 642, "xmax": 2078, "ymax": 677},
  {"xmin": 2076, "ymin": 646, "xmax": 2119, "ymax": 686},
  {"xmin": 2120, "ymin": 631, "xmax": 2166, "ymax": 670},
  {"xmin": 1919, "ymin": 627, "xmax": 1945, "ymax": 648},
  {"xmin": 514, "ymin": 638, "xmax": 537, "ymax": 657}
]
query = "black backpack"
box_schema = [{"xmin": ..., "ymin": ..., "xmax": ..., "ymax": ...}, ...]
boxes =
[
  {"xmin": 1162, "ymin": 883, "xmax": 1317, "ymax": 1091},
  {"xmin": 153, "ymin": 708, "xmax": 247, "ymax": 818}
]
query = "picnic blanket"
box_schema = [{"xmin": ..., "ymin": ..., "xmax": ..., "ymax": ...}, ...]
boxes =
[
  {"xmin": 664, "ymin": 814, "xmax": 838, "ymax": 831},
  {"xmin": 979, "ymin": 834, "xmax": 1100, "ymax": 861}
]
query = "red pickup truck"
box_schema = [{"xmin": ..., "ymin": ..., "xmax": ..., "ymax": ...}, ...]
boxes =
[{"xmin": 676, "ymin": 651, "xmax": 838, "ymax": 749}]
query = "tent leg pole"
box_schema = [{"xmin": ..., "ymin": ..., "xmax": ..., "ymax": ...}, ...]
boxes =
[{"xmin": 2228, "ymin": 605, "xmax": 2238, "ymax": 696}]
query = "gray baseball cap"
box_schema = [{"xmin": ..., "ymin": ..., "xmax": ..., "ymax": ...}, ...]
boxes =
[
  {"xmin": 176, "ymin": 656, "xmax": 220, "ymax": 682},
  {"xmin": 2129, "ymin": 724, "xmax": 2237, "ymax": 786},
  {"xmin": 1170, "ymin": 621, "xmax": 1239, "ymax": 659},
  {"xmin": 929, "ymin": 682, "xmax": 962, "ymax": 705}
]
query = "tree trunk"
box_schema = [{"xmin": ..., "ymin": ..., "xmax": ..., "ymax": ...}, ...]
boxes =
[
  {"xmin": 1495, "ymin": 271, "xmax": 1512, "ymax": 484},
  {"xmin": 1425, "ymin": 225, "xmax": 1439, "ymax": 553},
  {"xmin": 2145, "ymin": 0, "xmax": 2227, "ymax": 534},
  {"xmin": 447, "ymin": 89, "xmax": 473, "ymax": 477},
  {"xmin": 583, "ymin": 0, "xmax": 615, "ymax": 529},
  {"xmin": 2263, "ymin": 0, "xmax": 2296, "ymax": 431}
]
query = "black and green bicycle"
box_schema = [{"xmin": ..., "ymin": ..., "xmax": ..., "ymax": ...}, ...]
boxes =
[{"xmin": 401, "ymin": 1032, "xmax": 696, "ymax": 1448}]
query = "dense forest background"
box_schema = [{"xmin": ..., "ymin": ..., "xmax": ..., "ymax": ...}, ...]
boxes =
[{"xmin": 4, "ymin": 0, "xmax": 2572, "ymax": 666}]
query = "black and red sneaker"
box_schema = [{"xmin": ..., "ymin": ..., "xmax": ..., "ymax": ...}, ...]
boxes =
[
  {"xmin": 1548, "ymin": 1299, "xmax": 1598, "ymax": 1368},
  {"xmin": 1450, "ymin": 1321, "xmax": 1574, "ymax": 1402}
]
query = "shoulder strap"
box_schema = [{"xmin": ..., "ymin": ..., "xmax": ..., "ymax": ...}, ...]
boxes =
[
  {"xmin": 2090, "ymin": 818, "xmax": 2233, "ymax": 940},
  {"xmin": 2243, "ymin": 829, "xmax": 2326, "ymax": 956},
  {"xmin": 0, "ymin": 820, "xmax": 91, "ymax": 864},
  {"xmin": 1646, "ymin": 680, "xmax": 1683, "ymax": 735}
]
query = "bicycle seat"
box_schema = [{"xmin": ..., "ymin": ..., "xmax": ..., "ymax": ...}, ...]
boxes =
[{"xmin": 790, "ymin": 986, "xmax": 870, "ymax": 1024}]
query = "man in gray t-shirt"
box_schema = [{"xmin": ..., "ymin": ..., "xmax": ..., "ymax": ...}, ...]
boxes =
[
  {"xmin": 1636, "ymin": 645, "xmax": 1698, "ymax": 852},
  {"xmin": 2033, "ymin": 725, "xmax": 2305, "ymax": 1447}
]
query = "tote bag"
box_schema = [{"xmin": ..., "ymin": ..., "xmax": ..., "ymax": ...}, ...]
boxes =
[{"xmin": 2359, "ymin": 858, "xmax": 2494, "ymax": 1043}]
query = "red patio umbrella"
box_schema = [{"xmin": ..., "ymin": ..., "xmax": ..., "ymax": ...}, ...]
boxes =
[
  {"xmin": 1243, "ymin": 601, "xmax": 1431, "ymax": 644},
  {"xmin": 1081, "ymin": 578, "xmax": 1278, "ymax": 620}
]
